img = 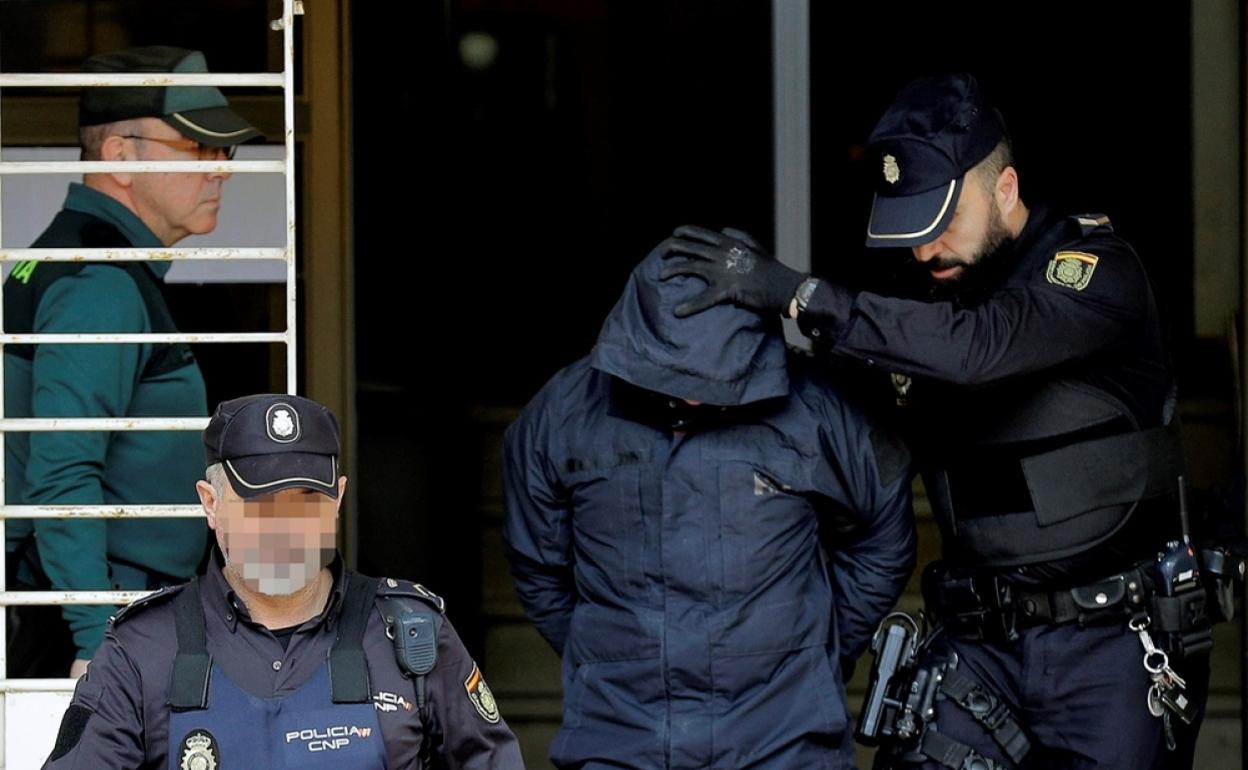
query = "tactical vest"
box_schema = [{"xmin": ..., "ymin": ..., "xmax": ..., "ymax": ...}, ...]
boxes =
[
  {"xmin": 924, "ymin": 377, "xmax": 1184, "ymax": 567},
  {"xmin": 164, "ymin": 572, "xmax": 442, "ymax": 769},
  {"xmin": 4, "ymin": 209, "xmax": 195, "ymax": 378},
  {"xmin": 167, "ymin": 574, "xmax": 387, "ymax": 770}
]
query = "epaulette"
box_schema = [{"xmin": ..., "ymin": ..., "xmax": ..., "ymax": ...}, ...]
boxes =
[
  {"xmin": 376, "ymin": 579, "xmax": 443, "ymax": 685},
  {"xmin": 108, "ymin": 583, "xmax": 186, "ymax": 628},
  {"xmin": 377, "ymin": 578, "xmax": 445, "ymax": 614},
  {"xmin": 1068, "ymin": 213, "xmax": 1113, "ymax": 237}
]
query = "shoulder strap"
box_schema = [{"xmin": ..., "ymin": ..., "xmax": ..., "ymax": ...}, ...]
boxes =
[
  {"xmin": 167, "ymin": 577, "xmax": 212, "ymax": 710},
  {"xmin": 329, "ymin": 572, "xmax": 381, "ymax": 703}
]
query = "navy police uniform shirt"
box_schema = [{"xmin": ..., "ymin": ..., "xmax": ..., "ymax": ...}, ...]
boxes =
[
  {"xmin": 42, "ymin": 553, "xmax": 524, "ymax": 769},
  {"xmin": 800, "ymin": 204, "xmax": 1173, "ymax": 585},
  {"xmin": 799, "ymin": 205, "xmax": 1168, "ymax": 407}
]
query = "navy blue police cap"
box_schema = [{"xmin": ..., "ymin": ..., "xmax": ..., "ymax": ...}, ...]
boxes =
[
  {"xmin": 864, "ymin": 73, "xmax": 1006, "ymax": 248},
  {"xmin": 203, "ymin": 394, "xmax": 340, "ymax": 499}
]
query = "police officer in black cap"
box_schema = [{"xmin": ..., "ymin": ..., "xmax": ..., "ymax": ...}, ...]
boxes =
[
  {"xmin": 42, "ymin": 393, "xmax": 525, "ymax": 769},
  {"xmin": 659, "ymin": 74, "xmax": 1214, "ymax": 769}
]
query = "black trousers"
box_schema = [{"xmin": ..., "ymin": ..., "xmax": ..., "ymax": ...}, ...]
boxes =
[{"xmin": 877, "ymin": 622, "xmax": 1209, "ymax": 770}]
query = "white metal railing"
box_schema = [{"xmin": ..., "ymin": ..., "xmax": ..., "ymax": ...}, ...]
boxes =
[
  {"xmin": 0, "ymin": 74, "xmax": 284, "ymax": 88},
  {"xmin": 0, "ymin": 1, "xmax": 304, "ymax": 765},
  {"xmin": 0, "ymin": 418, "xmax": 207, "ymax": 432},
  {"xmin": 0, "ymin": 680, "xmax": 87, "ymax": 693},
  {"xmin": 0, "ymin": 592, "xmax": 149, "ymax": 606},
  {"xmin": 0, "ymin": 160, "xmax": 284, "ymax": 174},
  {"xmin": 0, "ymin": 247, "xmax": 286, "ymax": 261},
  {"xmin": 0, "ymin": 505, "xmax": 202, "ymax": 519},
  {"xmin": 0, "ymin": 333, "xmax": 284, "ymax": 344}
]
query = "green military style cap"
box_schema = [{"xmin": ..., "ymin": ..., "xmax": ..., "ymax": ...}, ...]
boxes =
[{"xmin": 79, "ymin": 45, "xmax": 263, "ymax": 147}]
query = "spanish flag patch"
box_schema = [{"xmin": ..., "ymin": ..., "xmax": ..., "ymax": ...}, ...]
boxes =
[
  {"xmin": 1045, "ymin": 251, "xmax": 1099, "ymax": 291},
  {"xmin": 464, "ymin": 662, "xmax": 501, "ymax": 723}
]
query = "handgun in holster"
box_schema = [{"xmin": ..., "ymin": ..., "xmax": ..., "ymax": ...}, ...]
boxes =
[
  {"xmin": 1197, "ymin": 541, "xmax": 1246, "ymax": 624},
  {"xmin": 856, "ymin": 613, "xmax": 936, "ymax": 746}
]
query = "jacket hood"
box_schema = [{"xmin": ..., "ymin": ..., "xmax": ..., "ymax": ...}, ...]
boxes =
[{"xmin": 590, "ymin": 239, "xmax": 790, "ymax": 406}]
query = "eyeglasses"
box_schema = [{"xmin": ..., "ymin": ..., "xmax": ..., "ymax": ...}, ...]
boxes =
[{"xmin": 120, "ymin": 135, "xmax": 238, "ymax": 161}]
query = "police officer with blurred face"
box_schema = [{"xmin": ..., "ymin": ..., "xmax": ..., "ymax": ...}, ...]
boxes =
[
  {"xmin": 659, "ymin": 73, "xmax": 1217, "ymax": 769},
  {"xmin": 43, "ymin": 393, "xmax": 525, "ymax": 769}
]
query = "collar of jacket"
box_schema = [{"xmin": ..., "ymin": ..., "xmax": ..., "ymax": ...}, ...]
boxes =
[{"xmin": 203, "ymin": 547, "xmax": 349, "ymax": 634}]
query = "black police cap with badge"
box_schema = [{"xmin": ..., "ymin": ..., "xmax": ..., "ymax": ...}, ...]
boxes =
[
  {"xmin": 197, "ymin": 396, "xmax": 450, "ymax": 731},
  {"xmin": 203, "ymin": 393, "xmax": 340, "ymax": 499},
  {"xmin": 864, "ymin": 73, "xmax": 1007, "ymax": 249}
]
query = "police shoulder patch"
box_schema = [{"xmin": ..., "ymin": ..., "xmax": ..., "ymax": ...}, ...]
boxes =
[
  {"xmin": 376, "ymin": 578, "xmax": 445, "ymax": 614},
  {"xmin": 109, "ymin": 583, "xmax": 186, "ymax": 629},
  {"xmin": 1045, "ymin": 250, "xmax": 1099, "ymax": 291},
  {"xmin": 464, "ymin": 662, "xmax": 501, "ymax": 723}
]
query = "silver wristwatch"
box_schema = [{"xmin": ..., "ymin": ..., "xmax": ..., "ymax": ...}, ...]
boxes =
[{"xmin": 794, "ymin": 277, "xmax": 820, "ymax": 315}]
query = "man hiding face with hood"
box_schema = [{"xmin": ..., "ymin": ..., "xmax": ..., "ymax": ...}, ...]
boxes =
[{"xmin": 502, "ymin": 235, "xmax": 917, "ymax": 770}]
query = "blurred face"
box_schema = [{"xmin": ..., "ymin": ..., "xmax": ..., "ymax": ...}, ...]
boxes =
[
  {"xmin": 123, "ymin": 118, "xmax": 233, "ymax": 245},
  {"xmin": 199, "ymin": 477, "xmax": 344, "ymax": 597},
  {"xmin": 909, "ymin": 173, "xmax": 1013, "ymax": 297}
]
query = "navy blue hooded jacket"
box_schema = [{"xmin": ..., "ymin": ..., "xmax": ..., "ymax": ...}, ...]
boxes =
[{"xmin": 502, "ymin": 243, "xmax": 916, "ymax": 769}]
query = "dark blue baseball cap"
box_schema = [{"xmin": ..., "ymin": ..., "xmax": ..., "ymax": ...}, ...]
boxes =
[
  {"xmin": 864, "ymin": 73, "xmax": 1006, "ymax": 248},
  {"xmin": 203, "ymin": 394, "xmax": 340, "ymax": 499}
]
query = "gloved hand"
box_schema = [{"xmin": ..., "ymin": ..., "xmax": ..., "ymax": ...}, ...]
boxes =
[{"xmin": 659, "ymin": 225, "xmax": 807, "ymax": 318}]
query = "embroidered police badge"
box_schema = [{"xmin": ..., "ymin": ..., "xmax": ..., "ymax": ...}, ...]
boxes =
[
  {"xmin": 464, "ymin": 663, "xmax": 500, "ymax": 723},
  {"xmin": 179, "ymin": 729, "xmax": 219, "ymax": 770},
  {"xmin": 883, "ymin": 154, "xmax": 901, "ymax": 185},
  {"xmin": 1045, "ymin": 251, "xmax": 1099, "ymax": 291},
  {"xmin": 265, "ymin": 402, "xmax": 300, "ymax": 443}
]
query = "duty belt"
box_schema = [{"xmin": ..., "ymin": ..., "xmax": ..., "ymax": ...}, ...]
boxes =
[{"xmin": 923, "ymin": 566, "xmax": 1152, "ymax": 643}]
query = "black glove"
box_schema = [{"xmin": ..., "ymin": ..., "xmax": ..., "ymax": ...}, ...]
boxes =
[{"xmin": 659, "ymin": 225, "xmax": 807, "ymax": 318}]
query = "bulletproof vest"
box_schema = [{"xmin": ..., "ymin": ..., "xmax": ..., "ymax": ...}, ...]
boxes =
[
  {"xmin": 923, "ymin": 378, "xmax": 1184, "ymax": 568},
  {"xmin": 3, "ymin": 209, "xmax": 195, "ymax": 379},
  {"xmin": 166, "ymin": 574, "xmax": 387, "ymax": 769}
]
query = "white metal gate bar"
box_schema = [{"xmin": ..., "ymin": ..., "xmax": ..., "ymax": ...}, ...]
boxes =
[
  {"xmin": 0, "ymin": 3, "xmax": 303, "ymax": 762},
  {"xmin": 0, "ymin": 247, "xmax": 288, "ymax": 261},
  {"xmin": 0, "ymin": 333, "xmax": 286, "ymax": 344},
  {"xmin": 0, "ymin": 591, "xmax": 148, "ymax": 606},
  {"xmin": 0, "ymin": 680, "xmax": 90, "ymax": 693},
  {"xmin": 0, "ymin": 73, "xmax": 283, "ymax": 88},
  {"xmin": 281, "ymin": 0, "xmax": 298, "ymax": 396},
  {"xmin": 0, "ymin": 160, "xmax": 283, "ymax": 174},
  {"xmin": 0, "ymin": 418, "xmax": 208, "ymax": 431},
  {"xmin": 0, "ymin": 505, "xmax": 203, "ymax": 519}
]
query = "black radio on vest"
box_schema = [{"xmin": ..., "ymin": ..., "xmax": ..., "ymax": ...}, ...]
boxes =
[{"xmin": 1151, "ymin": 477, "xmax": 1210, "ymax": 659}]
